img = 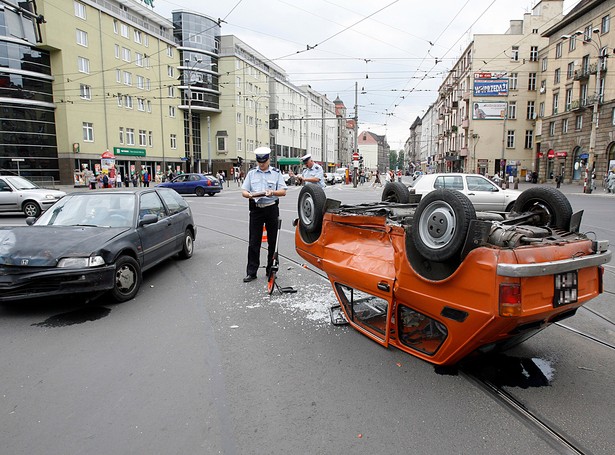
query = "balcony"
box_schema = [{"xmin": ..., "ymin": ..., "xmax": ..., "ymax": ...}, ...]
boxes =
[{"xmin": 574, "ymin": 69, "xmax": 590, "ymax": 80}]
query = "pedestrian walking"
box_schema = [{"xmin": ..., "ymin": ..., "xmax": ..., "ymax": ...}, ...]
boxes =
[
  {"xmin": 372, "ymin": 172, "xmax": 382, "ymax": 188},
  {"xmin": 295, "ymin": 153, "xmax": 325, "ymax": 188},
  {"xmin": 116, "ymin": 171, "xmax": 122, "ymax": 188},
  {"xmin": 241, "ymin": 147, "xmax": 287, "ymax": 283},
  {"xmin": 607, "ymin": 170, "xmax": 615, "ymax": 194}
]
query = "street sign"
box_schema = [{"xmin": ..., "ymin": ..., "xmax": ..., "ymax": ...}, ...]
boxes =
[
  {"xmin": 352, "ymin": 152, "xmax": 359, "ymax": 160},
  {"xmin": 11, "ymin": 158, "xmax": 25, "ymax": 162}
]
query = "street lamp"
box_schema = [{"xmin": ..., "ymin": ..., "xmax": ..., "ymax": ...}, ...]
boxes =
[
  {"xmin": 562, "ymin": 28, "xmax": 604, "ymax": 193},
  {"xmin": 182, "ymin": 56, "xmax": 202, "ymax": 174}
]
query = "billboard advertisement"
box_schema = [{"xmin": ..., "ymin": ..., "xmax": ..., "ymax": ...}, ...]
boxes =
[
  {"xmin": 472, "ymin": 101, "xmax": 507, "ymax": 120},
  {"xmin": 473, "ymin": 79, "xmax": 508, "ymax": 96}
]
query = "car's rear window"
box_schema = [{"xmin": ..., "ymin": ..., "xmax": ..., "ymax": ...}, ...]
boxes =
[
  {"xmin": 434, "ymin": 176, "xmax": 463, "ymax": 190},
  {"xmin": 158, "ymin": 188, "xmax": 189, "ymax": 214}
]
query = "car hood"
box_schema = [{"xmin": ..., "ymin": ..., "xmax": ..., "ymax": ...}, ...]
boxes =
[
  {"xmin": 0, "ymin": 226, "xmax": 127, "ymax": 266},
  {"xmin": 21, "ymin": 188, "xmax": 66, "ymax": 198}
]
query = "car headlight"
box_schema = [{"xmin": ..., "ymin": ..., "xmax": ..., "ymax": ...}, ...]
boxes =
[
  {"xmin": 57, "ymin": 256, "xmax": 105, "ymax": 268},
  {"xmin": 45, "ymin": 194, "xmax": 60, "ymax": 200}
]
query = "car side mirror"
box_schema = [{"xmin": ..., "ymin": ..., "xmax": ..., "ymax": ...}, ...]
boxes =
[
  {"xmin": 139, "ymin": 214, "xmax": 158, "ymax": 227},
  {"xmin": 25, "ymin": 216, "xmax": 36, "ymax": 225}
]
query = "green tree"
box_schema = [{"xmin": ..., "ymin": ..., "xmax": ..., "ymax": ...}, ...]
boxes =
[
  {"xmin": 397, "ymin": 150, "xmax": 405, "ymax": 170},
  {"xmin": 389, "ymin": 150, "xmax": 397, "ymax": 170}
]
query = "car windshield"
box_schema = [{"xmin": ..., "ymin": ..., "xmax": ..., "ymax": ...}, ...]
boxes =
[
  {"xmin": 4, "ymin": 176, "xmax": 40, "ymax": 190},
  {"xmin": 35, "ymin": 193, "xmax": 136, "ymax": 228}
]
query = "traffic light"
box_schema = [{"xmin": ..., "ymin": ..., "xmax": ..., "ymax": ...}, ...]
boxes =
[
  {"xmin": 238, "ymin": 156, "xmax": 243, "ymax": 166},
  {"xmin": 269, "ymin": 113, "xmax": 279, "ymax": 129},
  {"xmin": 359, "ymin": 155, "xmax": 364, "ymax": 169}
]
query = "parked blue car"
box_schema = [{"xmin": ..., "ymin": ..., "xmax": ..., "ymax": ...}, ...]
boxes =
[{"xmin": 157, "ymin": 173, "xmax": 222, "ymax": 196}]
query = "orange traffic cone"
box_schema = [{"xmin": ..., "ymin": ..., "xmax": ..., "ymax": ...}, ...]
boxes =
[{"xmin": 261, "ymin": 225, "xmax": 268, "ymax": 243}]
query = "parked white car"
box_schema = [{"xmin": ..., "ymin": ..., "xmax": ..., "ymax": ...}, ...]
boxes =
[
  {"xmin": 407, "ymin": 173, "xmax": 521, "ymax": 211},
  {"xmin": 0, "ymin": 175, "xmax": 66, "ymax": 217}
]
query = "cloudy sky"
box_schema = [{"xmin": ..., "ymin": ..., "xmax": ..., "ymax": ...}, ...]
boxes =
[{"xmin": 152, "ymin": 0, "xmax": 581, "ymax": 149}]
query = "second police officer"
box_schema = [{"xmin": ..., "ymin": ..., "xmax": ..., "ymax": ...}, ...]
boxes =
[{"xmin": 296, "ymin": 153, "xmax": 325, "ymax": 188}]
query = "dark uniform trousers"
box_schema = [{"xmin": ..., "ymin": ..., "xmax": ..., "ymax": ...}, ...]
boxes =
[{"xmin": 247, "ymin": 199, "xmax": 279, "ymax": 277}]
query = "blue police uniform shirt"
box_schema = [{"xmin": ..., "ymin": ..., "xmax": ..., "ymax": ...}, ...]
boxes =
[
  {"xmin": 242, "ymin": 166, "xmax": 287, "ymax": 205},
  {"xmin": 302, "ymin": 163, "xmax": 325, "ymax": 188}
]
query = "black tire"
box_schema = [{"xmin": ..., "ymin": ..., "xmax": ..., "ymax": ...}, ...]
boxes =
[
  {"xmin": 207, "ymin": 193, "xmax": 215, "ymax": 196},
  {"xmin": 298, "ymin": 185, "xmax": 326, "ymax": 234},
  {"xmin": 195, "ymin": 187, "xmax": 205, "ymax": 197},
  {"xmin": 411, "ymin": 189, "xmax": 476, "ymax": 262},
  {"xmin": 110, "ymin": 256, "xmax": 142, "ymax": 302},
  {"xmin": 23, "ymin": 201, "xmax": 41, "ymax": 218},
  {"xmin": 511, "ymin": 187, "xmax": 572, "ymax": 229},
  {"xmin": 178, "ymin": 228, "xmax": 194, "ymax": 259},
  {"xmin": 381, "ymin": 182, "xmax": 410, "ymax": 203}
]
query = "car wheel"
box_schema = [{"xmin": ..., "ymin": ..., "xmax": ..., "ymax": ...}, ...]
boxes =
[
  {"xmin": 411, "ymin": 189, "xmax": 476, "ymax": 262},
  {"xmin": 110, "ymin": 256, "xmax": 142, "ymax": 302},
  {"xmin": 511, "ymin": 187, "xmax": 572, "ymax": 229},
  {"xmin": 178, "ymin": 228, "xmax": 194, "ymax": 259},
  {"xmin": 298, "ymin": 185, "xmax": 326, "ymax": 234},
  {"xmin": 23, "ymin": 201, "xmax": 41, "ymax": 218},
  {"xmin": 381, "ymin": 182, "xmax": 410, "ymax": 203},
  {"xmin": 195, "ymin": 187, "xmax": 205, "ymax": 197}
]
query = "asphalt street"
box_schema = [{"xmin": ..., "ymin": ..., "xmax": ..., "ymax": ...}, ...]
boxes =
[{"xmin": 0, "ymin": 179, "xmax": 613, "ymax": 454}]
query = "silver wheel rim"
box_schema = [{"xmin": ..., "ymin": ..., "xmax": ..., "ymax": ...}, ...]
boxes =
[
  {"xmin": 24, "ymin": 204, "xmax": 38, "ymax": 217},
  {"xmin": 417, "ymin": 200, "xmax": 456, "ymax": 250},
  {"xmin": 300, "ymin": 194, "xmax": 315, "ymax": 227},
  {"xmin": 116, "ymin": 264, "xmax": 136, "ymax": 294},
  {"xmin": 185, "ymin": 233, "xmax": 193, "ymax": 255}
]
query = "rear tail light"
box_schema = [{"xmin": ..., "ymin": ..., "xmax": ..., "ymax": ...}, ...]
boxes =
[{"xmin": 499, "ymin": 283, "xmax": 521, "ymax": 317}]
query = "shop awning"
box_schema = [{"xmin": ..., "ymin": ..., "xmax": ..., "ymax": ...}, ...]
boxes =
[{"xmin": 276, "ymin": 157, "xmax": 301, "ymax": 165}]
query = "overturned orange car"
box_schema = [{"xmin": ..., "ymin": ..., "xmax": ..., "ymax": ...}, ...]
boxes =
[{"xmin": 295, "ymin": 183, "xmax": 611, "ymax": 366}]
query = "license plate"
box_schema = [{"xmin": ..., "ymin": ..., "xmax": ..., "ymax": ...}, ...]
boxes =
[{"xmin": 553, "ymin": 271, "xmax": 578, "ymax": 307}]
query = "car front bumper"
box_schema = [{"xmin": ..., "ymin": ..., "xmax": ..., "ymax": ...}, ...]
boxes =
[{"xmin": 0, "ymin": 264, "xmax": 116, "ymax": 302}]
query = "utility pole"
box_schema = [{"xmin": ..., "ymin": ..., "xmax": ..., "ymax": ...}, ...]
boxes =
[{"xmin": 353, "ymin": 81, "xmax": 358, "ymax": 188}]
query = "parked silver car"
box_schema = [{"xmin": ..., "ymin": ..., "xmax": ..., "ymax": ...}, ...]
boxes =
[
  {"xmin": 0, "ymin": 176, "xmax": 66, "ymax": 217},
  {"xmin": 405, "ymin": 173, "xmax": 521, "ymax": 211}
]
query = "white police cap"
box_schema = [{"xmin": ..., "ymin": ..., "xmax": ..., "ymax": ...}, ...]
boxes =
[
  {"xmin": 300, "ymin": 153, "xmax": 312, "ymax": 162},
  {"xmin": 254, "ymin": 146, "xmax": 271, "ymax": 162}
]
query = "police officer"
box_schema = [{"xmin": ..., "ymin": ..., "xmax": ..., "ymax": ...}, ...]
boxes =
[
  {"xmin": 241, "ymin": 147, "xmax": 287, "ymax": 282},
  {"xmin": 296, "ymin": 153, "xmax": 325, "ymax": 188}
]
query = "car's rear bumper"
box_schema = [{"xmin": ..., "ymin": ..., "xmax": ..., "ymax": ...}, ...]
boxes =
[{"xmin": 0, "ymin": 265, "xmax": 116, "ymax": 302}]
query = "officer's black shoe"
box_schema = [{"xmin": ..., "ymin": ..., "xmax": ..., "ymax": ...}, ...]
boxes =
[{"xmin": 243, "ymin": 275, "xmax": 257, "ymax": 282}]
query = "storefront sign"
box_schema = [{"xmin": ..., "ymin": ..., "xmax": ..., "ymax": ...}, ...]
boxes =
[
  {"xmin": 555, "ymin": 151, "xmax": 567, "ymax": 158},
  {"xmin": 114, "ymin": 147, "xmax": 146, "ymax": 157}
]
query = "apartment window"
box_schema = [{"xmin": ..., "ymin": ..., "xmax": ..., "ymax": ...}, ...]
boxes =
[
  {"xmin": 74, "ymin": 1, "xmax": 86, "ymax": 19},
  {"xmin": 582, "ymin": 54, "xmax": 590, "ymax": 73},
  {"xmin": 540, "ymin": 80, "xmax": 546, "ymax": 94},
  {"xmin": 137, "ymin": 75, "xmax": 144, "ymax": 89},
  {"xmin": 145, "ymin": 56, "xmax": 150, "ymax": 69},
  {"xmin": 581, "ymin": 83, "xmax": 588, "ymax": 105},
  {"xmin": 568, "ymin": 35, "xmax": 577, "ymax": 52},
  {"xmin": 146, "ymin": 78, "xmax": 151, "ymax": 90},
  {"xmin": 565, "ymin": 89, "xmax": 572, "ymax": 111},
  {"xmin": 511, "ymin": 46, "xmax": 519, "ymax": 61},
  {"xmin": 576, "ymin": 115, "xmax": 583, "ymax": 130},
  {"xmin": 541, "ymin": 57, "xmax": 548, "ymax": 72},
  {"xmin": 79, "ymin": 84, "xmax": 91, "ymax": 100},
  {"xmin": 124, "ymin": 95, "xmax": 133, "ymax": 109},
  {"xmin": 217, "ymin": 136, "xmax": 227, "ymax": 151},
  {"xmin": 525, "ymin": 130, "xmax": 533, "ymax": 149},
  {"xmin": 508, "ymin": 101, "xmax": 517, "ymax": 119},
  {"xmin": 528, "ymin": 72, "xmax": 537, "ymax": 91},
  {"xmin": 119, "ymin": 127, "xmax": 124, "ymax": 144},
  {"xmin": 169, "ymin": 106, "xmax": 176, "ymax": 118},
  {"xmin": 134, "ymin": 30, "xmax": 142, "ymax": 44},
  {"xmin": 530, "ymin": 46, "xmax": 538, "ymax": 62},
  {"xmin": 122, "ymin": 47, "xmax": 130, "ymax": 62},
  {"xmin": 147, "ymin": 100, "xmax": 151, "ymax": 113},
  {"xmin": 237, "ymin": 112, "xmax": 242, "ymax": 123},
  {"xmin": 236, "ymin": 76, "xmax": 241, "ymax": 88},
  {"xmin": 139, "ymin": 130, "xmax": 147, "ymax": 146},
  {"xmin": 539, "ymin": 102, "xmax": 545, "ymax": 118},
  {"xmin": 506, "ymin": 130, "xmax": 515, "ymax": 148},
  {"xmin": 602, "ymin": 15, "xmax": 610, "ymax": 34},
  {"xmin": 509, "ymin": 73, "xmax": 518, "ymax": 90},
  {"xmin": 144, "ymin": 35, "xmax": 149, "ymax": 47},
  {"xmin": 555, "ymin": 42, "xmax": 562, "ymax": 58},
  {"xmin": 167, "ymin": 65, "xmax": 174, "ymax": 78},
  {"xmin": 137, "ymin": 98, "xmax": 145, "ymax": 111},
  {"xmin": 113, "ymin": 20, "xmax": 118, "ymax": 34},
  {"xmin": 599, "ymin": 77, "xmax": 605, "ymax": 103},
  {"xmin": 600, "ymin": 47, "xmax": 608, "ymax": 71},
  {"xmin": 170, "ymin": 134, "xmax": 177, "ymax": 149},
  {"xmin": 562, "ymin": 118, "xmax": 569, "ymax": 133},
  {"xmin": 567, "ymin": 62, "xmax": 575, "ymax": 79},
  {"xmin": 237, "ymin": 138, "xmax": 242, "ymax": 151},
  {"xmin": 117, "ymin": 93, "xmax": 122, "ymax": 107},
  {"xmin": 549, "ymin": 122, "xmax": 555, "ymax": 136},
  {"xmin": 148, "ymin": 131, "xmax": 153, "ymax": 147},
  {"xmin": 554, "ymin": 68, "xmax": 560, "ymax": 84},
  {"xmin": 76, "ymin": 29, "xmax": 88, "ymax": 47},
  {"xmin": 135, "ymin": 53, "xmax": 143, "ymax": 67},
  {"xmin": 123, "ymin": 71, "xmax": 132, "ymax": 86},
  {"xmin": 526, "ymin": 101, "xmax": 535, "ymax": 119},
  {"xmin": 114, "ymin": 44, "xmax": 120, "ymax": 59},
  {"xmin": 584, "ymin": 25, "xmax": 593, "ymax": 42},
  {"xmin": 121, "ymin": 23, "xmax": 129, "ymax": 38},
  {"xmin": 166, "ymin": 45, "xmax": 173, "ymax": 57},
  {"xmin": 78, "ymin": 56, "xmax": 89, "ymax": 74},
  {"xmin": 82, "ymin": 122, "xmax": 93, "ymax": 142},
  {"xmin": 552, "ymin": 93, "xmax": 559, "ymax": 114},
  {"xmin": 168, "ymin": 86, "xmax": 174, "ymax": 98},
  {"xmin": 126, "ymin": 128, "xmax": 135, "ymax": 145},
  {"xmin": 116, "ymin": 70, "xmax": 121, "ymax": 83}
]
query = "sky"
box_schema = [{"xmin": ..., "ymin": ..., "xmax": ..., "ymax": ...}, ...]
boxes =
[{"xmin": 150, "ymin": 0, "xmax": 582, "ymax": 150}]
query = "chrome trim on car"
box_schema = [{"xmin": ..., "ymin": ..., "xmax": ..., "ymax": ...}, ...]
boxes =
[{"xmin": 497, "ymin": 250, "xmax": 612, "ymax": 277}]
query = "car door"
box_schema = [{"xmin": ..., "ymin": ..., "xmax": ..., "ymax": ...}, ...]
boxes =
[
  {"xmin": 464, "ymin": 175, "xmax": 505, "ymax": 211},
  {"xmin": 166, "ymin": 174, "xmax": 189, "ymax": 194},
  {"xmin": 137, "ymin": 191, "xmax": 175, "ymax": 268},
  {"xmin": 0, "ymin": 178, "xmax": 20, "ymax": 212}
]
